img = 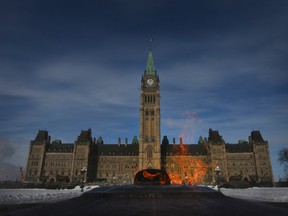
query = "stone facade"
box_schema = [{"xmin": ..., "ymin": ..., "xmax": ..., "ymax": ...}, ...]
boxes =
[{"xmin": 25, "ymin": 51, "xmax": 274, "ymax": 185}]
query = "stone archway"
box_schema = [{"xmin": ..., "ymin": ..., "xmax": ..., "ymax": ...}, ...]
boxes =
[{"xmin": 242, "ymin": 175, "xmax": 250, "ymax": 181}]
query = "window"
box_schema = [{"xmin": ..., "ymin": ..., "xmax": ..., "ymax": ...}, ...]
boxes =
[{"xmin": 147, "ymin": 148, "xmax": 153, "ymax": 158}]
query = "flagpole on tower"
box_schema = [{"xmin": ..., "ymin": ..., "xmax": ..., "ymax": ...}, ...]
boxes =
[{"xmin": 149, "ymin": 37, "xmax": 154, "ymax": 50}]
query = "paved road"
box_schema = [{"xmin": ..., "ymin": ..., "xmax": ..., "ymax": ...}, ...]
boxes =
[{"xmin": 2, "ymin": 185, "xmax": 288, "ymax": 216}]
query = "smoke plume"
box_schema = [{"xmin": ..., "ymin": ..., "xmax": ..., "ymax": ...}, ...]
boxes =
[{"xmin": 0, "ymin": 138, "xmax": 18, "ymax": 181}]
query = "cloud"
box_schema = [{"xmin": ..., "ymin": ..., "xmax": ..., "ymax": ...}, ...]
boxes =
[
  {"xmin": 159, "ymin": 47, "xmax": 288, "ymax": 146},
  {"xmin": 0, "ymin": 52, "xmax": 142, "ymax": 141}
]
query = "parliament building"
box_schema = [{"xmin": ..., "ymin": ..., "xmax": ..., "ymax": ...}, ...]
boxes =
[{"xmin": 25, "ymin": 51, "xmax": 274, "ymax": 185}]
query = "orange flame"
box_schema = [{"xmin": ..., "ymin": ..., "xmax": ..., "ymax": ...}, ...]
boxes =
[
  {"xmin": 166, "ymin": 144, "xmax": 208, "ymax": 185},
  {"xmin": 141, "ymin": 170, "xmax": 169, "ymax": 185},
  {"xmin": 142, "ymin": 170, "xmax": 160, "ymax": 179},
  {"xmin": 164, "ymin": 111, "xmax": 208, "ymax": 185}
]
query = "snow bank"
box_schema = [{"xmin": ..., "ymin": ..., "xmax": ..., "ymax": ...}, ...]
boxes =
[
  {"xmin": 220, "ymin": 187, "xmax": 288, "ymax": 202},
  {"xmin": 0, "ymin": 185, "xmax": 99, "ymax": 204},
  {"xmin": 1, "ymin": 186, "xmax": 287, "ymax": 205}
]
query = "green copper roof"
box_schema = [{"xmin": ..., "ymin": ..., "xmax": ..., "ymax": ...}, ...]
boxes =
[{"xmin": 145, "ymin": 50, "xmax": 156, "ymax": 75}]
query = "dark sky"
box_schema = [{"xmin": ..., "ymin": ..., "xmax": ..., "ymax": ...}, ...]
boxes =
[{"xmin": 0, "ymin": 0, "xmax": 287, "ymax": 180}]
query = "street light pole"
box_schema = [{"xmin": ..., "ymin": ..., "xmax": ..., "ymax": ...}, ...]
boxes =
[
  {"xmin": 80, "ymin": 167, "xmax": 87, "ymax": 192},
  {"xmin": 113, "ymin": 176, "xmax": 116, "ymax": 186},
  {"xmin": 214, "ymin": 166, "xmax": 221, "ymax": 192},
  {"xmin": 185, "ymin": 176, "xmax": 188, "ymax": 185}
]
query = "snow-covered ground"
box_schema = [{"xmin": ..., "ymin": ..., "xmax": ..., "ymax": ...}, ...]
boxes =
[
  {"xmin": 0, "ymin": 186, "xmax": 287, "ymax": 205},
  {"xmin": 220, "ymin": 187, "xmax": 288, "ymax": 203},
  {"xmin": 0, "ymin": 185, "xmax": 99, "ymax": 205}
]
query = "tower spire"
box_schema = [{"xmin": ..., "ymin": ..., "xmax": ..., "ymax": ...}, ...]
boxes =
[{"xmin": 145, "ymin": 50, "xmax": 156, "ymax": 75}]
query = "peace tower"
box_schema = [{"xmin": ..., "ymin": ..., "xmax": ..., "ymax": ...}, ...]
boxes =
[{"xmin": 139, "ymin": 50, "xmax": 161, "ymax": 170}]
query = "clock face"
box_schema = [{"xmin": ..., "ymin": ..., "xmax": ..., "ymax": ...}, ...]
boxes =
[{"xmin": 147, "ymin": 79, "xmax": 154, "ymax": 86}]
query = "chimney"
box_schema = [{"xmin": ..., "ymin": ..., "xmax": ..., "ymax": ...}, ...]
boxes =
[
  {"xmin": 118, "ymin": 137, "xmax": 121, "ymax": 147},
  {"xmin": 180, "ymin": 137, "xmax": 183, "ymax": 145},
  {"xmin": 173, "ymin": 138, "xmax": 176, "ymax": 145},
  {"xmin": 125, "ymin": 137, "xmax": 128, "ymax": 147}
]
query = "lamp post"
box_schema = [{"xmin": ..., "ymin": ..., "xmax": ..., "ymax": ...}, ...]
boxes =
[
  {"xmin": 214, "ymin": 166, "xmax": 221, "ymax": 192},
  {"xmin": 113, "ymin": 176, "xmax": 117, "ymax": 186},
  {"xmin": 80, "ymin": 167, "xmax": 87, "ymax": 192},
  {"xmin": 185, "ymin": 175, "xmax": 188, "ymax": 185}
]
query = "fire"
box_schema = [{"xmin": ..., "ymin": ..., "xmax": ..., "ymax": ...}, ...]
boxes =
[
  {"xmin": 179, "ymin": 141, "xmax": 188, "ymax": 155},
  {"xmin": 163, "ymin": 111, "xmax": 208, "ymax": 185},
  {"xmin": 142, "ymin": 170, "xmax": 160, "ymax": 180},
  {"xmin": 167, "ymin": 158, "xmax": 208, "ymax": 185},
  {"xmin": 134, "ymin": 169, "xmax": 170, "ymax": 185},
  {"xmin": 166, "ymin": 144, "xmax": 208, "ymax": 185}
]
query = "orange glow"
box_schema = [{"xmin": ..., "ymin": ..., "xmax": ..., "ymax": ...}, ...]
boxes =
[
  {"xmin": 166, "ymin": 144, "xmax": 208, "ymax": 185},
  {"xmin": 142, "ymin": 170, "xmax": 160, "ymax": 179},
  {"xmin": 134, "ymin": 169, "xmax": 170, "ymax": 185},
  {"xmin": 179, "ymin": 143, "xmax": 187, "ymax": 155},
  {"xmin": 142, "ymin": 170, "xmax": 169, "ymax": 185}
]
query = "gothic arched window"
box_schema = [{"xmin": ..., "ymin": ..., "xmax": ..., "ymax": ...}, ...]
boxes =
[
  {"xmin": 147, "ymin": 148, "xmax": 153, "ymax": 159},
  {"xmin": 145, "ymin": 109, "xmax": 149, "ymax": 115}
]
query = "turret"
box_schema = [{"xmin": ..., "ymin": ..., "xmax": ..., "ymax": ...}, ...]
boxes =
[
  {"xmin": 71, "ymin": 129, "xmax": 93, "ymax": 183},
  {"xmin": 250, "ymin": 130, "xmax": 273, "ymax": 184},
  {"xmin": 25, "ymin": 130, "xmax": 50, "ymax": 182},
  {"xmin": 208, "ymin": 129, "xmax": 228, "ymax": 182}
]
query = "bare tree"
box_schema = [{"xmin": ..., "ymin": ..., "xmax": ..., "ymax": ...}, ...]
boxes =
[{"xmin": 278, "ymin": 148, "xmax": 288, "ymax": 180}]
